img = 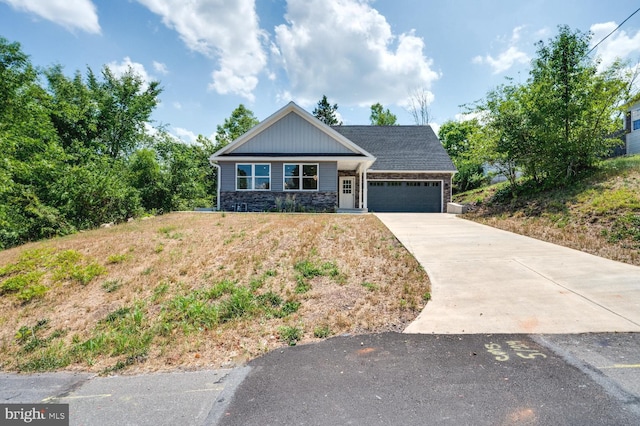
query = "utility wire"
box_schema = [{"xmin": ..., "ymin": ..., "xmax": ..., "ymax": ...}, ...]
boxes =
[{"xmin": 587, "ymin": 6, "xmax": 640, "ymax": 55}]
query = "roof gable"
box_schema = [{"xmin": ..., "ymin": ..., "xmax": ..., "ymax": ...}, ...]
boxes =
[
  {"xmin": 332, "ymin": 126, "xmax": 456, "ymax": 172},
  {"xmin": 211, "ymin": 102, "xmax": 373, "ymax": 159}
]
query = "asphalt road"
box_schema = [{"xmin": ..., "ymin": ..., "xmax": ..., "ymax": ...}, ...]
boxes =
[
  {"xmin": 2, "ymin": 332, "xmax": 640, "ymax": 425},
  {"xmin": 218, "ymin": 332, "xmax": 640, "ymax": 426}
]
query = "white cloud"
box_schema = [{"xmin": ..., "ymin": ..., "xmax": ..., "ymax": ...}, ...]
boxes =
[
  {"xmin": 273, "ymin": 0, "xmax": 439, "ymax": 108},
  {"xmin": 172, "ymin": 102, "xmax": 182, "ymax": 110},
  {"xmin": 137, "ymin": 0, "xmax": 267, "ymax": 101},
  {"xmin": 455, "ymin": 111, "xmax": 485, "ymax": 123},
  {"xmin": 173, "ymin": 127, "xmax": 198, "ymax": 144},
  {"xmin": 590, "ymin": 22, "xmax": 640, "ymax": 70},
  {"xmin": 106, "ymin": 57, "xmax": 153, "ymax": 89},
  {"xmin": 153, "ymin": 61, "xmax": 169, "ymax": 75},
  {"xmin": 473, "ymin": 26, "xmax": 530, "ymax": 74},
  {"xmin": 0, "ymin": 0, "xmax": 100, "ymax": 34}
]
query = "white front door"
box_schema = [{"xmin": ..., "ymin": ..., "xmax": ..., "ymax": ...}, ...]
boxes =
[{"xmin": 339, "ymin": 177, "xmax": 355, "ymax": 209}]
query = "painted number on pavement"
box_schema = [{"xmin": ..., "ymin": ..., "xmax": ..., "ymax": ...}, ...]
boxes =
[{"xmin": 485, "ymin": 340, "xmax": 547, "ymax": 362}]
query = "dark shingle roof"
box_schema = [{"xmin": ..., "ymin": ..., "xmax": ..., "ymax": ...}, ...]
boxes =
[{"xmin": 332, "ymin": 125, "xmax": 456, "ymax": 172}]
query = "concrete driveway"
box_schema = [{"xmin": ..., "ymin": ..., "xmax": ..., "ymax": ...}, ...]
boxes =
[{"xmin": 375, "ymin": 213, "xmax": 640, "ymax": 334}]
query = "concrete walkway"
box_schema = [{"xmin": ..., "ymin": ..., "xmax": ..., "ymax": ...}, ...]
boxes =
[{"xmin": 375, "ymin": 213, "xmax": 640, "ymax": 334}]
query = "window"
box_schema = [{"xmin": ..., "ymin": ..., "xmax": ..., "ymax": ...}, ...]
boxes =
[
  {"xmin": 406, "ymin": 182, "xmax": 421, "ymax": 187},
  {"xmin": 284, "ymin": 164, "xmax": 318, "ymax": 191},
  {"xmin": 236, "ymin": 164, "xmax": 270, "ymax": 190},
  {"xmin": 388, "ymin": 182, "xmax": 402, "ymax": 187},
  {"xmin": 369, "ymin": 182, "xmax": 384, "ymax": 187},
  {"xmin": 633, "ymin": 119, "xmax": 640, "ymax": 131},
  {"xmin": 342, "ymin": 179, "xmax": 352, "ymax": 194}
]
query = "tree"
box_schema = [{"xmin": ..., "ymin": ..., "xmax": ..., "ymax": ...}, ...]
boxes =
[
  {"xmin": 152, "ymin": 132, "xmax": 211, "ymax": 210},
  {"xmin": 407, "ymin": 88, "xmax": 432, "ymax": 125},
  {"xmin": 0, "ymin": 37, "xmax": 72, "ymax": 248},
  {"xmin": 46, "ymin": 65, "xmax": 162, "ymax": 160},
  {"xmin": 45, "ymin": 66, "xmax": 100, "ymax": 160},
  {"xmin": 527, "ymin": 25, "xmax": 627, "ymax": 181},
  {"xmin": 474, "ymin": 25, "xmax": 630, "ymax": 192},
  {"xmin": 438, "ymin": 119, "xmax": 487, "ymax": 192},
  {"xmin": 94, "ymin": 66, "xmax": 162, "ymax": 159},
  {"xmin": 475, "ymin": 83, "xmax": 532, "ymax": 191},
  {"xmin": 313, "ymin": 95, "xmax": 341, "ymax": 125},
  {"xmin": 215, "ymin": 104, "xmax": 259, "ymax": 148},
  {"xmin": 370, "ymin": 103, "xmax": 397, "ymax": 125}
]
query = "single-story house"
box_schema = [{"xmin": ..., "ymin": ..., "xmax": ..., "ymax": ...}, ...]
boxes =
[{"xmin": 209, "ymin": 102, "xmax": 456, "ymax": 213}]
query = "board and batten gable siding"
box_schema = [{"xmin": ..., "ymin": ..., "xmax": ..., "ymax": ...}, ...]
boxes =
[
  {"xmin": 219, "ymin": 161, "xmax": 337, "ymax": 192},
  {"xmin": 231, "ymin": 112, "xmax": 356, "ymax": 155}
]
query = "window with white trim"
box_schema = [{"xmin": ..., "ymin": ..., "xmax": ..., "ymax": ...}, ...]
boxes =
[
  {"xmin": 236, "ymin": 163, "xmax": 270, "ymax": 190},
  {"xmin": 284, "ymin": 164, "xmax": 318, "ymax": 191}
]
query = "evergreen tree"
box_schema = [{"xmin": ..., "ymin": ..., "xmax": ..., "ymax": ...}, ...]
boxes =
[{"xmin": 313, "ymin": 95, "xmax": 341, "ymax": 125}]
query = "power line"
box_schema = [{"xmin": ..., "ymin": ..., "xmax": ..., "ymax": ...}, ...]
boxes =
[{"xmin": 587, "ymin": 6, "xmax": 640, "ymax": 55}]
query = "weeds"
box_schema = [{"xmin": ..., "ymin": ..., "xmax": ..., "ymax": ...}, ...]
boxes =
[
  {"xmin": 361, "ymin": 282, "xmax": 378, "ymax": 292},
  {"xmin": 1, "ymin": 248, "xmax": 105, "ymax": 302},
  {"xmin": 102, "ymin": 280, "xmax": 122, "ymax": 293},
  {"xmin": 278, "ymin": 325, "xmax": 303, "ymax": 346},
  {"xmin": 107, "ymin": 253, "xmax": 130, "ymax": 264},
  {"xmin": 294, "ymin": 259, "xmax": 345, "ymax": 293},
  {"xmin": 313, "ymin": 324, "xmax": 331, "ymax": 338}
]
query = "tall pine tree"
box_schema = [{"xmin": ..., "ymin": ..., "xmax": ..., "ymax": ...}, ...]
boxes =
[{"xmin": 313, "ymin": 95, "xmax": 341, "ymax": 125}]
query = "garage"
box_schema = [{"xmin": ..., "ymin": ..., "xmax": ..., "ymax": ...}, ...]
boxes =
[{"xmin": 367, "ymin": 180, "xmax": 442, "ymax": 212}]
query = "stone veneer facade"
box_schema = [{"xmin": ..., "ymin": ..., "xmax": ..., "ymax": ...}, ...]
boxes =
[{"xmin": 220, "ymin": 191, "xmax": 337, "ymax": 212}]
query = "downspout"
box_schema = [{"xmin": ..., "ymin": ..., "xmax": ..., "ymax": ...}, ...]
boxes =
[
  {"xmin": 209, "ymin": 159, "xmax": 221, "ymax": 211},
  {"xmin": 358, "ymin": 168, "xmax": 363, "ymax": 209},
  {"xmin": 363, "ymin": 168, "xmax": 368, "ymax": 211}
]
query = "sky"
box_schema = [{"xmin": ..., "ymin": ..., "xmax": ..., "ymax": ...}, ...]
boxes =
[{"xmin": 1, "ymin": 0, "xmax": 639, "ymax": 143}]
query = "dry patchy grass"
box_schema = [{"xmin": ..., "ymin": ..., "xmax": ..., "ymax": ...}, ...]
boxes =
[{"xmin": 0, "ymin": 213, "xmax": 429, "ymax": 374}]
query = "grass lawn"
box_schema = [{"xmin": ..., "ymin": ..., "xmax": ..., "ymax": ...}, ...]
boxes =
[
  {"xmin": 455, "ymin": 155, "xmax": 640, "ymax": 266},
  {"xmin": 0, "ymin": 213, "xmax": 430, "ymax": 374}
]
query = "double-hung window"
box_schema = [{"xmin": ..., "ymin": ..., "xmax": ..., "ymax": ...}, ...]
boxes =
[
  {"xmin": 284, "ymin": 163, "xmax": 318, "ymax": 191},
  {"xmin": 236, "ymin": 164, "xmax": 270, "ymax": 190}
]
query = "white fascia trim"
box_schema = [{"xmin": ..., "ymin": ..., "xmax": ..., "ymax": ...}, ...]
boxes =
[
  {"xmin": 213, "ymin": 156, "xmax": 376, "ymax": 163},
  {"xmin": 367, "ymin": 170, "xmax": 456, "ymax": 174}
]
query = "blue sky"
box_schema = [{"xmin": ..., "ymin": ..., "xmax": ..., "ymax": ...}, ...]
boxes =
[{"xmin": 1, "ymin": 0, "xmax": 639, "ymax": 142}]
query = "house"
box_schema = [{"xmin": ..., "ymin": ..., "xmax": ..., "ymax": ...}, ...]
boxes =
[
  {"xmin": 209, "ymin": 102, "xmax": 456, "ymax": 213},
  {"xmin": 626, "ymin": 101, "xmax": 640, "ymax": 155}
]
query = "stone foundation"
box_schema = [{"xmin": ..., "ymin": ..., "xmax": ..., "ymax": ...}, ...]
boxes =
[{"xmin": 220, "ymin": 191, "xmax": 337, "ymax": 212}]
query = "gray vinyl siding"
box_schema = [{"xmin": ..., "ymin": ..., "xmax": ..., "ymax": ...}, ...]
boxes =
[
  {"xmin": 218, "ymin": 161, "xmax": 337, "ymax": 192},
  {"xmin": 219, "ymin": 162, "xmax": 236, "ymax": 191},
  {"xmin": 232, "ymin": 112, "xmax": 356, "ymax": 154},
  {"xmin": 628, "ymin": 130, "xmax": 640, "ymax": 155},
  {"xmin": 319, "ymin": 162, "xmax": 337, "ymax": 191}
]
